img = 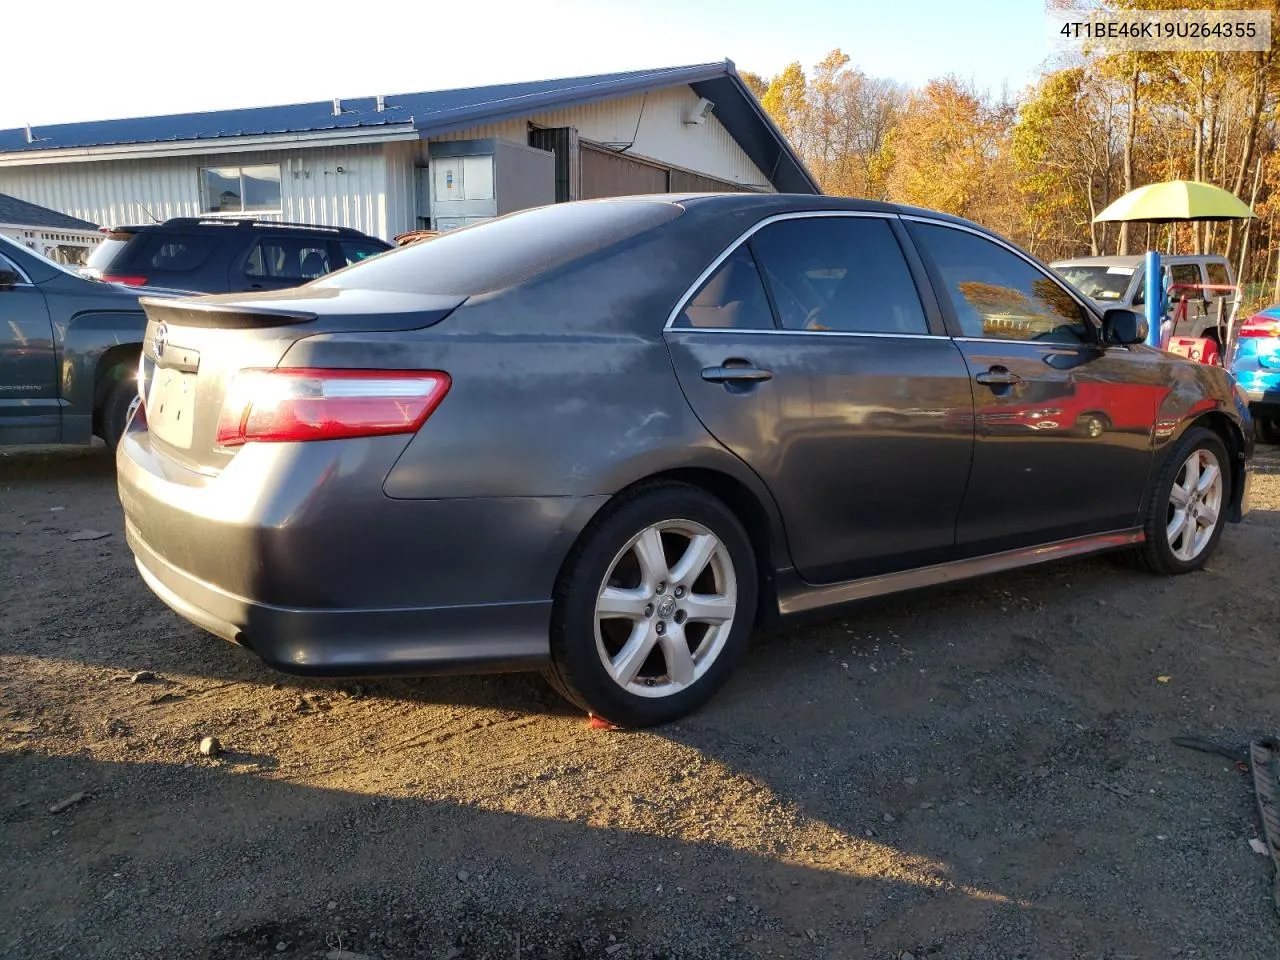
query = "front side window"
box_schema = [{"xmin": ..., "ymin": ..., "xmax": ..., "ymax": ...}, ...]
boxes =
[
  {"xmin": 749, "ymin": 216, "xmax": 929, "ymax": 335},
  {"xmin": 245, "ymin": 238, "xmax": 331, "ymax": 280},
  {"xmin": 201, "ymin": 164, "xmax": 282, "ymax": 214},
  {"xmin": 0, "ymin": 249, "xmax": 26, "ymax": 281},
  {"xmin": 910, "ymin": 223, "xmax": 1091, "ymax": 344},
  {"xmin": 671, "ymin": 245, "xmax": 775, "ymax": 330},
  {"xmin": 339, "ymin": 240, "xmax": 389, "ymax": 266}
]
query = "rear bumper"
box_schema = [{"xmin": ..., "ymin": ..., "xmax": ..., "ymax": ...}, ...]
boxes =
[
  {"xmin": 116, "ymin": 428, "xmax": 607, "ymax": 676},
  {"xmin": 127, "ymin": 520, "xmax": 551, "ymax": 675}
]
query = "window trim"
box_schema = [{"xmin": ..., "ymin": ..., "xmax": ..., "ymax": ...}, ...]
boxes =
[
  {"xmin": 663, "ymin": 210, "xmax": 948, "ymax": 340},
  {"xmin": 900, "ymin": 214, "xmax": 1105, "ymax": 347},
  {"xmin": 199, "ymin": 163, "xmax": 284, "ymax": 217}
]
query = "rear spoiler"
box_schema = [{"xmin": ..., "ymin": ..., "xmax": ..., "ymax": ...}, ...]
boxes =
[{"xmin": 138, "ymin": 296, "xmax": 318, "ymax": 329}]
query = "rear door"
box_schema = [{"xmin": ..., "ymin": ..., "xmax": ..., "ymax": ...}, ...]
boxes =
[
  {"xmin": 238, "ymin": 236, "xmax": 334, "ymax": 291},
  {"xmin": 0, "ymin": 249, "xmax": 59, "ymax": 443},
  {"xmin": 663, "ymin": 212, "xmax": 975, "ymax": 585},
  {"xmin": 904, "ymin": 218, "xmax": 1161, "ymax": 556}
]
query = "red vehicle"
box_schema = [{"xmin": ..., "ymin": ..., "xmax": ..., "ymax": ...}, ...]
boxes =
[{"xmin": 971, "ymin": 380, "xmax": 1170, "ymax": 439}]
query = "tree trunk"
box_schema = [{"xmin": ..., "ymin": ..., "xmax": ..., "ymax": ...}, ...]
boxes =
[
  {"xmin": 1087, "ymin": 175, "xmax": 1099, "ymax": 255},
  {"xmin": 1120, "ymin": 68, "xmax": 1139, "ymax": 255},
  {"xmin": 1227, "ymin": 53, "xmax": 1270, "ymax": 261},
  {"xmin": 1238, "ymin": 155, "xmax": 1264, "ymax": 292}
]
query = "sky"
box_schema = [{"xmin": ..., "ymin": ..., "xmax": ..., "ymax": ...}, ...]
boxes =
[{"xmin": 4, "ymin": 0, "xmax": 1053, "ymax": 130}]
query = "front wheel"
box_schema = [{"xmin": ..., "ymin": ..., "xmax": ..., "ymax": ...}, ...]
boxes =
[
  {"xmin": 545, "ymin": 482, "xmax": 758, "ymax": 728},
  {"xmin": 1130, "ymin": 426, "xmax": 1231, "ymax": 575}
]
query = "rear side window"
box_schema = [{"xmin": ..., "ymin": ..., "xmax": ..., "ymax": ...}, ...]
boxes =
[
  {"xmin": 1205, "ymin": 261, "xmax": 1231, "ymax": 291},
  {"xmin": 672, "ymin": 246, "xmax": 775, "ymax": 330},
  {"xmin": 1170, "ymin": 263, "xmax": 1205, "ymax": 301},
  {"xmin": 749, "ymin": 217, "xmax": 928, "ymax": 334},
  {"xmin": 116, "ymin": 234, "xmax": 215, "ymax": 274},
  {"xmin": 246, "ymin": 238, "xmax": 332, "ymax": 280},
  {"xmin": 311, "ymin": 200, "xmax": 683, "ymax": 296}
]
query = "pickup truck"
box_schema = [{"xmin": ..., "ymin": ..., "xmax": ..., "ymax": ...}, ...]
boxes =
[{"xmin": 0, "ymin": 234, "xmax": 184, "ymax": 450}]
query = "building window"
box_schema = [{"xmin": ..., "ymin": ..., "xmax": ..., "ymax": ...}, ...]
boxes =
[{"xmin": 200, "ymin": 164, "xmax": 281, "ymax": 214}]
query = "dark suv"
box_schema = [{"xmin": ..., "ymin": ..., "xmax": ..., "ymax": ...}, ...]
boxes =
[{"xmin": 81, "ymin": 218, "xmax": 392, "ymax": 294}]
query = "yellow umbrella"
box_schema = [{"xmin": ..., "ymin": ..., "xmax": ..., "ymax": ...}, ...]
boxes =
[{"xmin": 1093, "ymin": 179, "xmax": 1256, "ymax": 223}]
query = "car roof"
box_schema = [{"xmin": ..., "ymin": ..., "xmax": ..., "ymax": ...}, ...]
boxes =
[{"xmin": 102, "ymin": 217, "xmax": 383, "ymax": 240}]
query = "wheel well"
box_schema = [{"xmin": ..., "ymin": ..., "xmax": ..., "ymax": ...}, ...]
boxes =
[
  {"xmin": 91, "ymin": 344, "xmax": 141, "ymax": 433},
  {"xmin": 612, "ymin": 467, "xmax": 781, "ymax": 623}
]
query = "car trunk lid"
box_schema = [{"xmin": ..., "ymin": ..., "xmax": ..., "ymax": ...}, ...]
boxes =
[{"xmin": 137, "ymin": 286, "xmax": 464, "ymax": 472}]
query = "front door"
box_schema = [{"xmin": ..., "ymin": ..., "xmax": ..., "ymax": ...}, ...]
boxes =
[
  {"xmin": 664, "ymin": 213, "xmax": 975, "ymax": 585},
  {"xmin": 0, "ymin": 249, "xmax": 59, "ymax": 444},
  {"xmin": 905, "ymin": 219, "xmax": 1160, "ymax": 556}
]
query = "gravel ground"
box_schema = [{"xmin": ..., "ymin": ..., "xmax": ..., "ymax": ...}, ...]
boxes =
[{"xmin": 1, "ymin": 441, "xmax": 1279, "ymax": 960}]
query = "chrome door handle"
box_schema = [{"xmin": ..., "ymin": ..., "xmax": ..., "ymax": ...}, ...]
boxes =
[
  {"xmin": 975, "ymin": 368, "xmax": 1022, "ymax": 386},
  {"xmin": 701, "ymin": 365, "xmax": 773, "ymax": 383}
]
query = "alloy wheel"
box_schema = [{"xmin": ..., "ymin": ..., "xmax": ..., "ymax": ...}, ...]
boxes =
[
  {"xmin": 594, "ymin": 520, "xmax": 738, "ymax": 698},
  {"xmin": 1166, "ymin": 448, "xmax": 1224, "ymax": 562}
]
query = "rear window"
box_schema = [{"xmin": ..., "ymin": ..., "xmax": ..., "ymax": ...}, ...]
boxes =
[
  {"xmin": 311, "ymin": 200, "xmax": 684, "ymax": 296},
  {"xmin": 84, "ymin": 234, "xmax": 133, "ymax": 271},
  {"xmin": 121, "ymin": 233, "xmax": 216, "ymax": 274}
]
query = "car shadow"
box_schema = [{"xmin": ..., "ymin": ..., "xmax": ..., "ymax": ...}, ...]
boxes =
[{"xmin": 0, "ymin": 749, "xmax": 1065, "ymax": 959}]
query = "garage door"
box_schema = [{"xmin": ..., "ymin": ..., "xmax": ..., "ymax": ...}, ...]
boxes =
[{"xmin": 580, "ymin": 146, "xmax": 669, "ymax": 199}]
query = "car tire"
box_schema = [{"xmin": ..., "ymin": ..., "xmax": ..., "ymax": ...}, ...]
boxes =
[
  {"xmin": 1129, "ymin": 426, "xmax": 1231, "ymax": 575},
  {"xmin": 544, "ymin": 481, "xmax": 758, "ymax": 728},
  {"xmin": 100, "ymin": 378, "xmax": 139, "ymax": 452},
  {"xmin": 1076, "ymin": 412, "xmax": 1109, "ymax": 439},
  {"xmin": 1254, "ymin": 416, "xmax": 1280, "ymax": 445}
]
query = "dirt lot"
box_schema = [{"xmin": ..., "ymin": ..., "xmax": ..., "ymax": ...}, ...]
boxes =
[{"xmin": 1, "ymin": 443, "xmax": 1279, "ymax": 960}]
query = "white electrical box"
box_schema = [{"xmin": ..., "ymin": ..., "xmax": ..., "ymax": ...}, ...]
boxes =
[{"xmin": 424, "ymin": 138, "xmax": 554, "ymax": 230}]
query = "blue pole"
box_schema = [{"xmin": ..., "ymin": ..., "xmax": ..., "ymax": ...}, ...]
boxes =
[{"xmin": 1144, "ymin": 249, "xmax": 1163, "ymax": 347}]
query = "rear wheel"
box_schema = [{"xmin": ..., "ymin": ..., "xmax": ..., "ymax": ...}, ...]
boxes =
[
  {"xmin": 99, "ymin": 378, "xmax": 139, "ymax": 452},
  {"xmin": 1130, "ymin": 427, "xmax": 1230, "ymax": 575},
  {"xmin": 1254, "ymin": 416, "xmax": 1280, "ymax": 445},
  {"xmin": 545, "ymin": 482, "xmax": 758, "ymax": 728}
]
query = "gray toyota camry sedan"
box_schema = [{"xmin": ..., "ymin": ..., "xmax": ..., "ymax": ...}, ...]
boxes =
[{"xmin": 117, "ymin": 194, "xmax": 1255, "ymax": 727}]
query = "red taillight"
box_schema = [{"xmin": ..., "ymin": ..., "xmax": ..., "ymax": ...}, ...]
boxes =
[
  {"xmin": 1238, "ymin": 315, "xmax": 1280, "ymax": 338},
  {"xmin": 215, "ymin": 368, "xmax": 451, "ymax": 447},
  {"xmin": 102, "ymin": 274, "xmax": 148, "ymax": 286}
]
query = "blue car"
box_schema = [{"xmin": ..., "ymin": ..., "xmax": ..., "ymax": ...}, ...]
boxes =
[{"xmin": 1229, "ymin": 308, "xmax": 1280, "ymax": 443}]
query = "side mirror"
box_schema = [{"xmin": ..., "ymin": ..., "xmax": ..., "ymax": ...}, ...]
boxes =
[
  {"xmin": 1102, "ymin": 308, "xmax": 1147, "ymax": 346},
  {"xmin": 0, "ymin": 268, "xmax": 19, "ymax": 290}
]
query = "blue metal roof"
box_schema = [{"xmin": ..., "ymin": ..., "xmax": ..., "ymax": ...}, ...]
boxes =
[
  {"xmin": 0, "ymin": 62, "xmax": 820, "ymax": 194},
  {"xmin": 0, "ymin": 192, "xmax": 97, "ymax": 230}
]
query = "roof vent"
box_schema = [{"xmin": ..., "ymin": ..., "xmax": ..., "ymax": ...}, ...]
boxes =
[
  {"xmin": 332, "ymin": 98, "xmax": 343, "ymax": 117},
  {"xmin": 376, "ymin": 95, "xmax": 386, "ymax": 113}
]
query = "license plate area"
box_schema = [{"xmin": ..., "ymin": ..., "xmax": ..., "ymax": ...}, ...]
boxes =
[{"xmin": 146, "ymin": 368, "xmax": 197, "ymax": 449}]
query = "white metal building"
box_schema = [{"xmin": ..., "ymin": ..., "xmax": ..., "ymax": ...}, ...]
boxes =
[
  {"xmin": 0, "ymin": 62, "xmax": 818, "ymax": 242},
  {"xmin": 0, "ymin": 191, "xmax": 101, "ymax": 265}
]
